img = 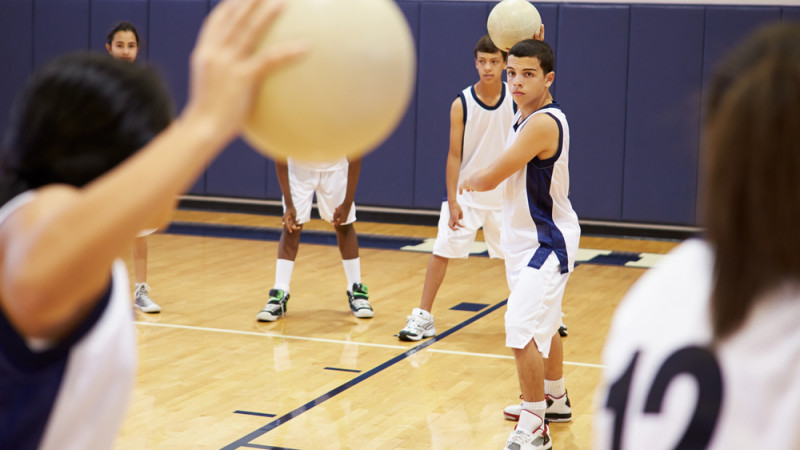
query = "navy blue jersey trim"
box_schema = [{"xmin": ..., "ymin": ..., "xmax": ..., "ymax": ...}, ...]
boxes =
[
  {"xmin": 532, "ymin": 112, "xmax": 564, "ymax": 169},
  {"xmin": 458, "ymin": 92, "xmax": 467, "ymax": 126},
  {"xmin": 521, "ymin": 103, "xmax": 570, "ymax": 274},
  {"xmin": 0, "ymin": 278, "xmax": 112, "ymax": 372},
  {"xmin": 0, "ymin": 276, "xmax": 114, "ymax": 449},
  {"xmin": 469, "ymin": 83, "xmax": 507, "ymax": 111},
  {"xmin": 524, "ymin": 165, "xmax": 570, "ymax": 274}
]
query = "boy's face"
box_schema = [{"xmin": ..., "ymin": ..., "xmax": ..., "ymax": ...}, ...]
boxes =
[
  {"xmin": 106, "ymin": 30, "xmax": 139, "ymax": 63},
  {"xmin": 506, "ymin": 55, "xmax": 553, "ymax": 108},
  {"xmin": 474, "ymin": 51, "xmax": 506, "ymax": 83}
]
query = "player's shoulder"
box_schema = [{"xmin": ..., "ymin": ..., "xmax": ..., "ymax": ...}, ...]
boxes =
[
  {"xmin": 605, "ymin": 240, "xmax": 714, "ymax": 355},
  {"xmin": 618, "ymin": 239, "xmax": 712, "ymax": 313},
  {"xmin": 0, "ymin": 186, "xmax": 78, "ymax": 236}
]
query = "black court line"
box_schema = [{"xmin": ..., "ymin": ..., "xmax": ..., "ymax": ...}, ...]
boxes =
[
  {"xmin": 240, "ymin": 445, "xmax": 299, "ymax": 450},
  {"xmin": 221, "ymin": 298, "xmax": 508, "ymax": 450},
  {"xmin": 234, "ymin": 411, "xmax": 277, "ymax": 418},
  {"xmin": 164, "ymin": 222, "xmax": 656, "ymax": 267},
  {"xmin": 165, "ymin": 222, "xmax": 428, "ymax": 252},
  {"xmin": 323, "ymin": 367, "xmax": 361, "ymax": 373}
]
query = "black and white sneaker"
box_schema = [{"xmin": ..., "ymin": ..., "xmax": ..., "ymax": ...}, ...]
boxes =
[
  {"xmin": 347, "ymin": 283, "xmax": 374, "ymax": 318},
  {"xmin": 257, "ymin": 289, "xmax": 289, "ymax": 322}
]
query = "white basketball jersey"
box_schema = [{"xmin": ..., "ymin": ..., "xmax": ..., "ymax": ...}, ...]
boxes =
[
  {"xmin": 0, "ymin": 192, "xmax": 137, "ymax": 449},
  {"xmin": 595, "ymin": 239, "xmax": 800, "ymax": 450},
  {"xmin": 501, "ymin": 102, "xmax": 580, "ymax": 274},
  {"xmin": 455, "ymin": 82, "xmax": 515, "ymax": 210}
]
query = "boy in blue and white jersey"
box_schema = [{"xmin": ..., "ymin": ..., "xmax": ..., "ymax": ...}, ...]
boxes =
[{"xmin": 461, "ymin": 39, "xmax": 578, "ymax": 450}]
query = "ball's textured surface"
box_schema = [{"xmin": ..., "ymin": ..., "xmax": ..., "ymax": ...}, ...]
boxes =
[
  {"xmin": 243, "ymin": 0, "xmax": 416, "ymax": 162},
  {"xmin": 487, "ymin": 0, "xmax": 542, "ymax": 52}
]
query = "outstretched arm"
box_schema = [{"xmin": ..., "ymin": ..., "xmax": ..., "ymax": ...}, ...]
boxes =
[
  {"xmin": 459, "ymin": 113, "xmax": 559, "ymax": 193},
  {"xmin": 0, "ymin": 0, "xmax": 307, "ymax": 340}
]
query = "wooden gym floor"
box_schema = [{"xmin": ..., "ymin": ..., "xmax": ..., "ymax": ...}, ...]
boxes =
[{"xmin": 114, "ymin": 208, "xmax": 679, "ymax": 450}]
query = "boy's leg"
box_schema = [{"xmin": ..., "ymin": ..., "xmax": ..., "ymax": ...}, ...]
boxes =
[
  {"xmin": 132, "ymin": 236, "xmax": 147, "ymax": 284},
  {"xmin": 503, "ymin": 260, "xmax": 563, "ymax": 448},
  {"xmin": 543, "ymin": 332, "xmax": 571, "ymax": 422},
  {"xmin": 420, "ymin": 255, "xmax": 448, "ymax": 312},
  {"xmin": 132, "ymin": 236, "xmax": 160, "ymax": 313},
  {"xmin": 398, "ymin": 202, "xmax": 479, "ymax": 340},
  {"xmin": 397, "ymin": 254, "xmax": 445, "ymax": 341},
  {"xmin": 258, "ymin": 228, "xmax": 301, "ymax": 322},
  {"xmin": 258, "ymin": 164, "xmax": 313, "ymax": 322},
  {"xmin": 334, "ymin": 223, "xmax": 373, "ymax": 318},
  {"xmin": 334, "ymin": 222, "xmax": 359, "ymax": 261}
]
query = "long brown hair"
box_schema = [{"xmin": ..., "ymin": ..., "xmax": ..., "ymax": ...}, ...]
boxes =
[{"xmin": 703, "ymin": 23, "xmax": 800, "ymax": 341}]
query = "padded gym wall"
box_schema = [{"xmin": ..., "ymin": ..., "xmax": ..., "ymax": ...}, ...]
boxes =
[{"xmin": 1, "ymin": 0, "xmax": 799, "ymax": 227}]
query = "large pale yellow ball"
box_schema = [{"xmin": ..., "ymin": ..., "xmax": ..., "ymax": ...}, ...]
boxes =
[
  {"xmin": 243, "ymin": 0, "xmax": 416, "ymax": 162},
  {"xmin": 487, "ymin": 0, "xmax": 542, "ymax": 52}
]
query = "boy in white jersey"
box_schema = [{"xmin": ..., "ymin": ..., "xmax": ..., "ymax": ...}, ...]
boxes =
[
  {"xmin": 397, "ymin": 34, "xmax": 513, "ymax": 341},
  {"xmin": 594, "ymin": 23, "xmax": 800, "ymax": 450},
  {"xmin": 0, "ymin": 1, "xmax": 306, "ymax": 448},
  {"xmin": 256, "ymin": 156, "xmax": 374, "ymax": 322},
  {"xmin": 461, "ymin": 39, "xmax": 579, "ymax": 450}
]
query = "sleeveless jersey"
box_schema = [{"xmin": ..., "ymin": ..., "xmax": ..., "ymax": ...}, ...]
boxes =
[
  {"xmin": 501, "ymin": 101, "xmax": 580, "ymax": 274},
  {"xmin": 595, "ymin": 239, "xmax": 800, "ymax": 449},
  {"xmin": 453, "ymin": 82, "xmax": 515, "ymax": 210},
  {"xmin": 0, "ymin": 192, "xmax": 137, "ymax": 450}
]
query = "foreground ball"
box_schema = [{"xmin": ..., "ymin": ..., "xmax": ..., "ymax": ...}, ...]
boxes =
[
  {"xmin": 243, "ymin": 0, "xmax": 416, "ymax": 162},
  {"xmin": 487, "ymin": 0, "xmax": 542, "ymax": 52}
]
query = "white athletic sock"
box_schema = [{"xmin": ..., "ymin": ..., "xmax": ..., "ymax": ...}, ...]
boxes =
[
  {"xmin": 518, "ymin": 407, "xmax": 545, "ymax": 433},
  {"xmin": 342, "ymin": 257, "xmax": 361, "ymax": 290},
  {"xmin": 274, "ymin": 259, "xmax": 294, "ymax": 292},
  {"xmin": 545, "ymin": 377, "xmax": 566, "ymax": 398}
]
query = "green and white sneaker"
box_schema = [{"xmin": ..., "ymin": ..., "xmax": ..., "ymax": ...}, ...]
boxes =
[
  {"xmin": 347, "ymin": 283, "xmax": 374, "ymax": 318},
  {"xmin": 257, "ymin": 289, "xmax": 290, "ymax": 322}
]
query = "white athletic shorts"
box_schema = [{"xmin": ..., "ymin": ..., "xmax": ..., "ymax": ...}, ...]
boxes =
[
  {"xmin": 432, "ymin": 202, "xmax": 503, "ymax": 259},
  {"xmin": 505, "ymin": 253, "xmax": 569, "ymax": 356},
  {"xmin": 286, "ymin": 164, "xmax": 356, "ymax": 225}
]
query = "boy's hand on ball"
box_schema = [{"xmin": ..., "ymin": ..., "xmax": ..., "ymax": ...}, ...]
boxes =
[{"xmin": 533, "ymin": 23, "xmax": 545, "ymax": 41}]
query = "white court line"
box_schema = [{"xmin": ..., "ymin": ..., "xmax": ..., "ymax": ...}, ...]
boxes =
[
  {"xmin": 135, "ymin": 321, "xmax": 604, "ymax": 369},
  {"xmin": 135, "ymin": 321, "xmax": 407, "ymax": 350}
]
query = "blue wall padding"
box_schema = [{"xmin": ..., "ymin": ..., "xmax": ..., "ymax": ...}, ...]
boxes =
[
  {"xmin": 149, "ymin": 0, "xmax": 209, "ymax": 194},
  {"xmin": 623, "ymin": 5, "xmax": 704, "ymax": 225},
  {"xmin": 33, "ymin": 0, "xmax": 90, "ymax": 68},
  {"xmin": 557, "ymin": 5, "xmax": 629, "ymax": 222},
  {"xmin": 207, "ymin": 138, "xmax": 269, "ymax": 199},
  {"xmin": 355, "ymin": 1, "xmax": 420, "ymax": 208},
  {"xmin": 413, "ymin": 1, "xmax": 489, "ymax": 209},
  {"xmin": 782, "ymin": 7, "xmax": 800, "ymax": 22},
  {"xmin": 0, "ymin": 1, "xmax": 793, "ymax": 226},
  {"xmin": 0, "ymin": 0, "xmax": 33, "ymax": 138}
]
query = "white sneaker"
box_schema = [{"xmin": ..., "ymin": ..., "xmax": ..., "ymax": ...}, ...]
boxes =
[
  {"xmin": 398, "ymin": 308, "xmax": 436, "ymax": 341},
  {"xmin": 504, "ymin": 421, "xmax": 552, "ymax": 450},
  {"xmin": 503, "ymin": 391, "xmax": 572, "ymax": 423},
  {"xmin": 134, "ymin": 282, "xmax": 161, "ymax": 313}
]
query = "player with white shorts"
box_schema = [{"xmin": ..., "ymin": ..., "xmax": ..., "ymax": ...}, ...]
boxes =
[
  {"xmin": 397, "ymin": 34, "xmax": 513, "ymax": 342},
  {"xmin": 256, "ymin": 157, "xmax": 373, "ymax": 323},
  {"xmin": 459, "ymin": 39, "xmax": 578, "ymax": 449},
  {"xmin": 284, "ymin": 159, "xmax": 356, "ymax": 225}
]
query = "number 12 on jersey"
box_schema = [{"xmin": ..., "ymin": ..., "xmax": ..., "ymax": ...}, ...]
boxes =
[{"xmin": 603, "ymin": 346, "xmax": 723, "ymax": 450}]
